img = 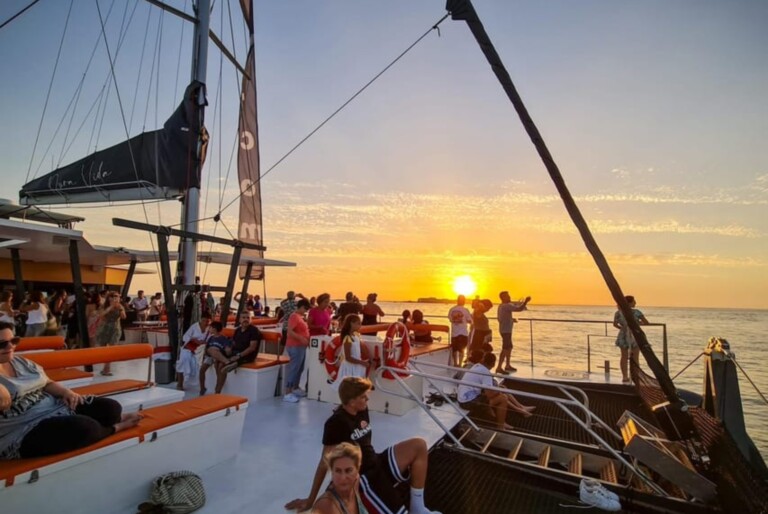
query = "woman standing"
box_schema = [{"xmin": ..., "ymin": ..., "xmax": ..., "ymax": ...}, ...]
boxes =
[
  {"xmin": 333, "ymin": 315, "xmax": 369, "ymax": 388},
  {"xmin": 85, "ymin": 291, "xmax": 103, "ymax": 343},
  {"xmin": 613, "ymin": 295, "xmax": 649, "ymax": 383},
  {"xmin": 308, "ymin": 294, "xmax": 332, "ymax": 336},
  {"xmin": 360, "ymin": 293, "xmax": 385, "ymax": 326},
  {"xmin": 311, "ymin": 443, "xmax": 369, "ymax": 514},
  {"xmin": 0, "ymin": 292, "xmax": 17, "ymax": 334},
  {"xmin": 283, "ymin": 299, "xmax": 311, "ymax": 403},
  {"xmin": 469, "ymin": 299, "xmax": 493, "ymax": 353},
  {"xmin": 95, "ymin": 293, "xmax": 126, "ymax": 376},
  {"xmin": 20, "ymin": 291, "xmax": 49, "ymax": 337}
]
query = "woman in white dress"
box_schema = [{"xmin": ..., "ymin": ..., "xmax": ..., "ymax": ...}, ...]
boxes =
[{"xmin": 333, "ymin": 315, "xmax": 369, "ymax": 389}]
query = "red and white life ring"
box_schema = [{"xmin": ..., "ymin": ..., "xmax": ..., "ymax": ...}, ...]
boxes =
[
  {"xmin": 382, "ymin": 322, "xmax": 411, "ymax": 379},
  {"xmin": 323, "ymin": 335, "xmax": 371, "ymax": 381}
]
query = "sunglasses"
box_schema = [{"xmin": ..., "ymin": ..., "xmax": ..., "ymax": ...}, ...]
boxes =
[{"xmin": 0, "ymin": 338, "xmax": 20, "ymax": 350}]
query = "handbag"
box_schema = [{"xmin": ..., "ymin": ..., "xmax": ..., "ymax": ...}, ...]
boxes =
[{"xmin": 137, "ymin": 471, "xmax": 205, "ymax": 514}]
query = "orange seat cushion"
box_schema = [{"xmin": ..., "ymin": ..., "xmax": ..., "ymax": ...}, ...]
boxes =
[
  {"xmin": 24, "ymin": 344, "xmax": 153, "ymax": 370},
  {"xmin": 72, "ymin": 380, "xmax": 151, "ymax": 397},
  {"xmin": 45, "ymin": 368, "xmax": 93, "ymax": 382},
  {"xmin": 410, "ymin": 343, "xmax": 451, "ymax": 357},
  {"xmin": 15, "ymin": 336, "xmax": 67, "ymax": 352},
  {"xmin": 0, "ymin": 394, "xmax": 247, "ymax": 486},
  {"xmin": 240, "ymin": 355, "xmax": 287, "ymax": 370}
]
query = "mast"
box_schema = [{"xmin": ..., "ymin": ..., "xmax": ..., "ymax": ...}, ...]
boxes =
[{"xmin": 180, "ymin": 0, "xmax": 211, "ymax": 290}]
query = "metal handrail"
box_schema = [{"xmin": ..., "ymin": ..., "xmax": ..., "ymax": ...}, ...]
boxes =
[{"xmin": 371, "ymin": 364, "xmax": 667, "ymax": 496}]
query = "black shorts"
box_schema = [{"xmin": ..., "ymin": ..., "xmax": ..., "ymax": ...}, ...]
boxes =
[
  {"xmin": 501, "ymin": 332, "xmax": 513, "ymax": 350},
  {"xmin": 450, "ymin": 335, "xmax": 468, "ymax": 352},
  {"xmin": 359, "ymin": 446, "xmax": 409, "ymax": 514},
  {"xmin": 459, "ymin": 394, "xmax": 494, "ymax": 423}
]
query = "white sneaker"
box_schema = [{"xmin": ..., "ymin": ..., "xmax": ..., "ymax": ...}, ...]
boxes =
[
  {"xmin": 579, "ymin": 478, "xmax": 621, "ymax": 511},
  {"xmin": 293, "ymin": 389, "xmax": 307, "ymax": 398},
  {"xmin": 282, "ymin": 393, "xmax": 299, "ymax": 403}
]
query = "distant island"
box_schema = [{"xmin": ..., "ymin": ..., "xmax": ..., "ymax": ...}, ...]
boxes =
[{"xmin": 415, "ymin": 297, "xmax": 456, "ymax": 304}]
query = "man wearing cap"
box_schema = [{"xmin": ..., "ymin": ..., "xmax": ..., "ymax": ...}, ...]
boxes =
[{"xmin": 496, "ymin": 291, "xmax": 531, "ymax": 374}]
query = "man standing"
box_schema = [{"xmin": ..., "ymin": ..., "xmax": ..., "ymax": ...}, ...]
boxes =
[
  {"xmin": 285, "ymin": 377, "xmax": 442, "ymax": 514},
  {"xmin": 130, "ymin": 290, "xmax": 150, "ymax": 322},
  {"xmin": 448, "ymin": 295, "xmax": 473, "ymax": 367},
  {"xmin": 496, "ymin": 291, "xmax": 531, "ymax": 374},
  {"xmin": 334, "ymin": 292, "xmax": 362, "ymax": 322}
]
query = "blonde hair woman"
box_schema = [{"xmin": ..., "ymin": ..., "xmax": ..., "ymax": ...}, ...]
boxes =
[{"xmin": 312, "ymin": 443, "xmax": 368, "ymax": 514}]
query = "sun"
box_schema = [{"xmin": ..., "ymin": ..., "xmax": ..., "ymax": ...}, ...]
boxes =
[{"xmin": 452, "ymin": 275, "xmax": 477, "ymax": 297}]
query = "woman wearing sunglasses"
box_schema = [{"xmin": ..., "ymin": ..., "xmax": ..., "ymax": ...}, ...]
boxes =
[{"xmin": 0, "ymin": 322, "xmax": 141, "ymax": 460}]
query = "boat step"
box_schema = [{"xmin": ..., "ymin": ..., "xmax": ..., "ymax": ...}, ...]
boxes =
[
  {"xmin": 480, "ymin": 432, "xmax": 498, "ymax": 454},
  {"xmin": 507, "ymin": 439, "xmax": 523, "ymax": 460},
  {"xmin": 456, "ymin": 427, "xmax": 474, "ymax": 444},
  {"xmin": 567, "ymin": 453, "xmax": 583, "ymax": 475},
  {"xmin": 537, "ymin": 445, "xmax": 551, "ymax": 467},
  {"xmin": 600, "ymin": 461, "xmax": 618, "ymax": 484}
]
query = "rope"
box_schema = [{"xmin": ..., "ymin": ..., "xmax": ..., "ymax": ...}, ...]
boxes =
[
  {"xmin": 732, "ymin": 359, "xmax": 768, "ymax": 405},
  {"xmin": 194, "ymin": 11, "xmax": 451, "ymax": 226},
  {"xmin": 93, "ymin": 0, "xmax": 161, "ymax": 280},
  {"xmin": 25, "ymin": 0, "xmax": 74, "ymax": 184},
  {"xmin": 128, "ymin": 4, "xmax": 153, "ymax": 133},
  {"xmin": 671, "ymin": 352, "xmax": 705, "ymax": 380},
  {"xmin": 0, "ymin": 0, "xmax": 41, "ymax": 31}
]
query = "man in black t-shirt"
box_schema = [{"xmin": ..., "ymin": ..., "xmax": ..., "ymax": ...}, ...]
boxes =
[
  {"xmin": 231, "ymin": 312, "xmax": 261, "ymax": 366},
  {"xmin": 285, "ymin": 377, "xmax": 441, "ymax": 514},
  {"xmin": 334, "ymin": 292, "xmax": 363, "ymax": 322}
]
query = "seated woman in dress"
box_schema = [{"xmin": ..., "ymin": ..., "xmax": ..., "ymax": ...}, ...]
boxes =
[
  {"xmin": 0, "ymin": 322, "xmax": 141, "ymax": 460},
  {"xmin": 311, "ymin": 443, "xmax": 368, "ymax": 514},
  {"xmin": 410, "ymin": 310, "xmax": 433, "ymax": 344}
]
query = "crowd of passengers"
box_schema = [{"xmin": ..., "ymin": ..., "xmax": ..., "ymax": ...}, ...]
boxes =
[{"xmin": 1, "ymin": 286, "xmax": 647, "ymax": 513}]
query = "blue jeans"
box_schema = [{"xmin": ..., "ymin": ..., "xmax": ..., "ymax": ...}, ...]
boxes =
[
  {"xmin": 285, "ymin": 346, "xmax": 307, "ymax": 390},
  {"xmin": 26, "ymin": 323, "xmax": 46, "ymax": 337}
]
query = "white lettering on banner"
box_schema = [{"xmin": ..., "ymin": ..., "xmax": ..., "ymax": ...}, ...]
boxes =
[
  {"xmin": 240, "ymin": 130, "xmax": 254, "ymax": 150},
  {"xmin": 240, "ymin": 222, "xmax": 260, "ymax": 241},
  {"xmin": 240, "ymin": 178, "xmax": 255, "ymax": 197}
]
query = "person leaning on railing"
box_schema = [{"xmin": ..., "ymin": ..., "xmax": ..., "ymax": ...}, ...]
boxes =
[{"xmin": 0, "ymin": 322, "xmax": 141, "ymax": 460}]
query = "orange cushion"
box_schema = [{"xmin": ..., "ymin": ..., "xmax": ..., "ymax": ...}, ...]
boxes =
[
  {"xmin": 406, "ymin": 323, "xmax": 449, "ymax": 333},
  {"xmin": 410, "ymin": 342, "xmax": 451, "ymax": 357},
  {"xmin": 46, "ymin": 368, "xmax": 93, "ymax": 382},
  {"xmin": 240, "ymin": 356, "xmax": 286, "ymax": 370},
  {"xmin": 0, "ymin": 394, "xmax": 247, "ymax": 486},
  {"xmin": 15, "ymin": 336, "xmax": 67, "ymax": 352},
  {"xmin": 72, "ymin": 380, "xmax": 151, "ymax": 397},
  {"xmin": 359, "ymin": 324, "xmax": 390, "ymax": 335},
  {"xmin": 24, "ymin": 344, "xmax": 153, "ymax": 370}
]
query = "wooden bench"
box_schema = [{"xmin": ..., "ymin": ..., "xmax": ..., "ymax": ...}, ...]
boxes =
[
  {"xmin": 0, "ymin": 395, "xmax": 248, "ymax": 514},
  {"xmin": 14, "ymin": 336, "xmax": 67, "ymax": 353}
]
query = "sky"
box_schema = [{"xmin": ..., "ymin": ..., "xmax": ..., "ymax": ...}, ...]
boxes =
[{"xmin": 0, "ymin": 0, "xmax": 767, "ymax": 309}]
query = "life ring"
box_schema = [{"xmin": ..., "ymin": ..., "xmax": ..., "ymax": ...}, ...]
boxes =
[
  {"xmin": 382, "ymin": 322, "xmax": 411, "ymax": 379},
  {"xmin": 323, "ymin": 335, "xmax": 371, "ymax": 381}
]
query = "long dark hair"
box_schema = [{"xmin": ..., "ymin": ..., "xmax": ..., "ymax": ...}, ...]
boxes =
[{"xmin": 340, "ymin": 314, "xmax": 361, "ymax": 340}]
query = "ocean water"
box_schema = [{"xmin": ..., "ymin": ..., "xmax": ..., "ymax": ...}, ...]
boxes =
[{"xmin": 373, "ymin": 302, "xmax": 768, "ymax": 457}]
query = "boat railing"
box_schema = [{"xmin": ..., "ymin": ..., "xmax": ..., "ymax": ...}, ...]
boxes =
[
  {"xmin": 371, "ymin": 364, "xmax": 666, "ymax": 496},
  {"xmin": 383, "ymin": 315, "xmax": 669, "ymax": 373}
]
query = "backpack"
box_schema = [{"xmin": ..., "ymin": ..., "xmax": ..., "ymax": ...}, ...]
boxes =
[{"xmin": 137, "ymin": 471, "xmax": 205, "ymax": 514}]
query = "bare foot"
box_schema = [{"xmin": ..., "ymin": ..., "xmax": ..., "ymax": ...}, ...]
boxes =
[
  {"xmin": 499, "ymin": 423, "xmax": 514, "ymax": 431},
  {"xmin": 114, "ymin": 412, "xmax": 142, "ymax": 432},
  {"xmin": 524, "ymin": 405, "xmax": 536, "ymax": 412},
  {"xmin": 516, "ymin": 409, "xmax": 533, "ymax": 418}
]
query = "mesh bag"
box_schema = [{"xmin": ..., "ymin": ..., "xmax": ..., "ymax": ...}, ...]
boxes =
[{"xmin": 137, "ymin": 471, "xmax": 205, "ymax": 514}]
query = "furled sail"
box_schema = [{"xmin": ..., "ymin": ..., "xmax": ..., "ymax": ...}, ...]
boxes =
[
  {"xmin": 19, "ymin": 81, "xmax": 208, "ymax": 205},
  {"xmin": 237, "ymin": 0, "xmax": 265, "ymax": 280}
]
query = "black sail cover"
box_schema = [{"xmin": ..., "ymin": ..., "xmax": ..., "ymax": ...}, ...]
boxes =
[
  {"xmin": 237, "ymin": 0, "xmax": 265, "ymax": 280},
  {"xmin": 19, "ymin": 81, "xmax": 208, "ymax": 205}
]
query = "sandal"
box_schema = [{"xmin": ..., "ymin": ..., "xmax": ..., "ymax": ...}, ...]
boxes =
[{"xmin": 100, "ymin": 370, "xmax": 113, "ymax": 377}]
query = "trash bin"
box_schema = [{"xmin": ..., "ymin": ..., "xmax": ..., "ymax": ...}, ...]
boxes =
[{"xmin": 154, "ymin": 358, "xmax": 174, "ymax": 384}]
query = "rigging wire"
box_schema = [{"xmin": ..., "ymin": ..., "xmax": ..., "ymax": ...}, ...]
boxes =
[
  {"xmin": 93, "ymin": 0, "xmax": 162, "ymax": 280},
  {"xmin": 208, "ymin": 12, "xmax": 452, "ymax": 225},
  {"xmin": 172, "ymin": 0, "xmax": 189, "ymax": 97},
  {"xmin": 0, "ymin": 0, "xmax": 41, "ymax": 31},
  {"xmin": 24, "ymin": 0, "xmax": 74, "ymax": 184},
  {"xmin": 128, "ymin": 4, "xmax": 153, "ymax": 133}
]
